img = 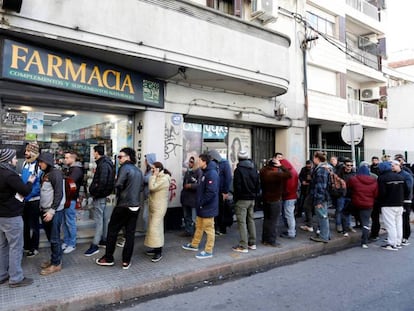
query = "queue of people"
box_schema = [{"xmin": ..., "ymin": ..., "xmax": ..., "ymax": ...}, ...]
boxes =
[{"xmin": 1, "ymin": 144, "xmax": 413, "ymax": 289}]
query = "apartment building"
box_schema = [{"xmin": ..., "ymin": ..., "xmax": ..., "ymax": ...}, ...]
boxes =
[
  {"xmin": 0, "ymin": 0, "xmax": 307, "ymax": 227},
  {"xmin": 305, "ymin": 0, "xmax": 387, "ymax": 162}
]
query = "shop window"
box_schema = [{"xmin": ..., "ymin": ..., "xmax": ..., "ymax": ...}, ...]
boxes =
[
  {"xmin": 183, "ymin": 122, "xmax": 252, "ymax": 172},
  {"xmin": 0, "ymin": 105, "xmax": 133, "ymax": 167}
]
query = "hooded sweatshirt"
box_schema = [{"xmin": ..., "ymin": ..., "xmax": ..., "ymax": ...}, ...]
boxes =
[
  {"xmin": 280, "ymin": 159, "xmax": 299, "ymax": 200},
  {"xmin": 348, "ymin": 165, "xmax": 378, "ymax": 209},
  {"xmin": 144, "ymin": 153, "xmax": 157, "ymax": 199}
]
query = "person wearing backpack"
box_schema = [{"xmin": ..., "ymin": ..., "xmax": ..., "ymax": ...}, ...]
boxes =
[
  {"xmin": 62, "ymin": 151, "xmax": 84, "ymax": 254},
  {"xmin": 336, "ymin": 158, "xmax": 356, "ymax": 236},
  {"xmin": 85, "ymin": 145, "xmax": 115, "ymax": 256},
  {"xmin": 37, "ymin": 152, "xmax": 65, "ymax": 276}
]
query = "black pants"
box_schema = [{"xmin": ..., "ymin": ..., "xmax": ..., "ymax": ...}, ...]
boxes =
[
  {"xmin": 403, "ymin": 203, "xmax": 411, "ymax": 240},
  {"xmin": 104, "ymin": 206, "xmax": 138, "ymax": 263},
  {"xmin": 262, "ymin": 200, "xmax": 282, "ymax": 245},
  {"xmin": 370, "ymin": 201, "xmax": 381, "ymax": 238},
  {"xmin": 23, "ymin": 200, "xmax": 40, "ymax": 251},
  {"xmin": 359, "ymin": 208, "xmax": 372, "ymax": 245}
]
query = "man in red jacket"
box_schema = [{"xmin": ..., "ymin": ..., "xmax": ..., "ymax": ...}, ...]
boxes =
[
  {"xmin": 259, "ymin": 156, "xmax": 291, "ymax": 247},
  {"xmin": 280, "ymin": 156, "xmax": 299, "ymax": 239}
]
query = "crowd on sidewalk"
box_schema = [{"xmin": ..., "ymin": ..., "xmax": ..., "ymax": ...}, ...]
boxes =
[{"xmin": 1, "ymin": 143, "xmax": 413, "ymax": 289}]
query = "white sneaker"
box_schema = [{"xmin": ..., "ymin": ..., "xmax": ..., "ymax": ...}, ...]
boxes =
[
  {"xmin": 61, "ymin": 243, "xmax": 67, "ymax": 250},
  {"xmin": 63, "ymin": 246, "xmax": 76, "ymax": 254}
]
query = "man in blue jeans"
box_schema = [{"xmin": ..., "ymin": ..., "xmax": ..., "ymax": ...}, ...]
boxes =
[
  {"xmin": 85, "ymin": 145, "xmax": 115, "ymax": 256},
  {"xmin": 309, "ymin": 151, "xmax": 331, "ymax": 243},
  {"xmin": 37, "ymin": 152, "xmax": 65, "ymax": 275},
  {"xmin": 62, "ymin": 151, "xmax": 84, "ymax": 254}
]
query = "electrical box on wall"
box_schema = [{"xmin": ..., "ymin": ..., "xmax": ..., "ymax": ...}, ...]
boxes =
[
  {"xmin": 360, "ymin": 87, "xmax": 380, "ymax": 101},
  {"xmin": 251, "ymin": 0, "xmax": 278, "ymax": 24}
]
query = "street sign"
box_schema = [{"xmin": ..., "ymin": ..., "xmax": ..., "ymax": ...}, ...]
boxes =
[{"xmin": 341, "ymin": 122, "xmax": 363, "ymax": 145}]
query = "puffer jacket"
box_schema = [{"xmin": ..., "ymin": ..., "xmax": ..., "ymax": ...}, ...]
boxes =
[
  {"xmin": 0, "ymin": 163, "xmax": 33, "ymax": 217},
  {"xmin": 233, "ymin": 159, "xmax": 259, "ymax": 201},
  {"xmin": 348, "ymin": 175, "xmax": 378, "ymax": 209},
  {"xmin": 196, "ymin": 161, "xmax": 219, "ymax": 218}
]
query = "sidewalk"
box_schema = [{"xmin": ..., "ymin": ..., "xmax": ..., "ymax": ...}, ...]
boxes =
[{"xmin": 0, "ymin": 216, "xmax": 363, "ymax": 311}]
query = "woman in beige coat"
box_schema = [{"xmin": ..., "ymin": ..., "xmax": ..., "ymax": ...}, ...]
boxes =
[{"xmin": 144, "ymin": 161, "xmax": 171, "ymax": 262}]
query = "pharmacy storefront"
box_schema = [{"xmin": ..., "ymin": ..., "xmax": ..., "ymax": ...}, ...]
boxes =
[{"xmin": 0, "ymin": 38, "xmax": 164, "ymax": 221}]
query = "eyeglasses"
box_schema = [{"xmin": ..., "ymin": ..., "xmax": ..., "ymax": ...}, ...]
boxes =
[{"xmin": 345, "ymin": 164, "xmax": 353, "ymax": 167}]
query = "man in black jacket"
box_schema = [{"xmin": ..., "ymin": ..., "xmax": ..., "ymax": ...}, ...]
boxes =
[
  {"xmin": 0, "ymin": 149, "xmax": 35, "ymax": 287},
  {"xmin": 85, "ymin": 145, "xmax": 114, "ymax": 256},
  {"xmin": 96, "ymin": 147, "xmax": 143, "ymax": 269},
  {"xmin": 378, "ymin": 161, "xmax": 408, "ymax": 251},
  {"xmin": 180, "ymin": 156, "xmax": 202, "ymax": 237},
  {"xmin": 232, "ymin": 151, "xmax": 259, "ymax": 253}
]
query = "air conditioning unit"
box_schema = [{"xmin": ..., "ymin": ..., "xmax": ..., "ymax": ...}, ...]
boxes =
[
  {"xmin": 361, "ymin": 87, "xmax": 380, "ymax": 101},
  {"xmin": 358, "ymin": 34, "xmax": 378, "ymax": 48},
  {"xmin": 251, "ymin": 0, "xmax": 278, "ymax": 24}
]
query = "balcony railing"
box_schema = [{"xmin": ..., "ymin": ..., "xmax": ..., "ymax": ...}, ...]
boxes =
[
  {"xmin": 346, "ymin": 46, "xmax": 379, "ymax": 70},
  {"xmin": 346, "ymin": 0, "xmax": 379, "ymax": 21},
  {"xmin": 348, "ymin": 98, "xmax": 380, "ymax": 118}
]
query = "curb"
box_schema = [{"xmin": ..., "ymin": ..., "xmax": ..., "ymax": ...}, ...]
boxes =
[{"xmin": 26, "ymin": 234, "xmax": 360, "ymax": 311}]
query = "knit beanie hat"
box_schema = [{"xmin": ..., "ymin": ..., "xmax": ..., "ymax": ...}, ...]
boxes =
[
  {"xmin": 238, "ymin": 150, "xmax": 249, "ymax": 160},
  {"xmin": 0, "ymin": 149, "xmax": 16, "ymax": 163},
  {"xmin": 25, "ymin": 142, "xmax": 40, "ymax": 163}
]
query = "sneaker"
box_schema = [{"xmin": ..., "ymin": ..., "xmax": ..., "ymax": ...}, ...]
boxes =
[
  {"xmin": 116, "ymin": 238, "xmax": 125, "ymax": 248},
  {"xmin": 95, "ymin": 257, "xmax": 114, "ymax": 266},
  {"xmin": 347, "ymin": 227, "xmax": 357, "ymax": 233},
  {"xmin": 98, "ymin": 240, "xmax": 106, "ymax": 248},
  {"xmin": 40, "ymin": 261, "xmax": 51, "ymax": 269},
  {"xmin": 9, "ymin": 277, "xmax": 33, "ymax": 288},
  {"xmin": 336, "ymin": 225, "xmax": 343, "ymax": 233},
  {"xmin": 248, "ymin": 244, "xmax": 257, "ymax": 250},
  {"xmin": 195, "ymin": 251, "xmax": 213, "ymax": 259},
  {"xmin": 310, "ymin": 236, "xmax": 328, "ymax": 243},
  {"xmin": 361, "ymin": 244, "xmax": 369, "ymax": 249},
  {"xmin": 262, "ymin": 241, "xmax": 281, "ymax": 248},
  {"xmin": 63, "ymin": 246, "xmax": 76, "ymax": 254},
  {"xmin": 381, "ymin": 244, "xmax": 398, "ymax": 251},
  {"xmin": 122, "ymin": 262, "xmax": 131, "ymax": 270},
  {"xmin": 401, "ymin": 239, "xmax": 410, "ymax": 246},
  {"xmin": 396, "ymin": 244, "xmax": 402, "ymax": 249},
  {"xmin": 84, "ymin": 244, "xmax": 99, "ymax": 256},
  {"xmin": 369, "ymin": 236, "xmax": 380, "ymax": 242},
  {"xmin": 40, "ymin": 264, "xmax": 62, "ymax": 276},
  {"xmin": 26, "ymin": 250, "xmax": 39, "ymax": 258},
  {"xmin": 215, "ymin": 231, "xmax": 225, "ymax": 236},
  {"xmin": 182, "ymin": 243, "xmax": 198, "ymax": 252},
  {"xmin": 0, "ymin": 277, "xmax": 9, "ymax": 284},
  {"xmin": 145, "ymin": 249, "xmax": 156, "ymax": 256},
  {"xmin": 280, "ymin": 232, "xmax": 295, "ymax": 239},
  {"xmin": 61, "ymin": 243, "xmax": 67, "ymax": 250},
  {"xmin": 232, "ymin": 245, "xmax": 248, "ymax": 253},
  {"xmin": 343, "ymin": 232, "xmax": 349, "ymax": 237},
  {"xmin": 300, "ymin": 225, "xmax": 313, "ymax": 232},
  {"xmin": 151, "ymin": 253, "xmax": 163, "ymax": 262}
]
